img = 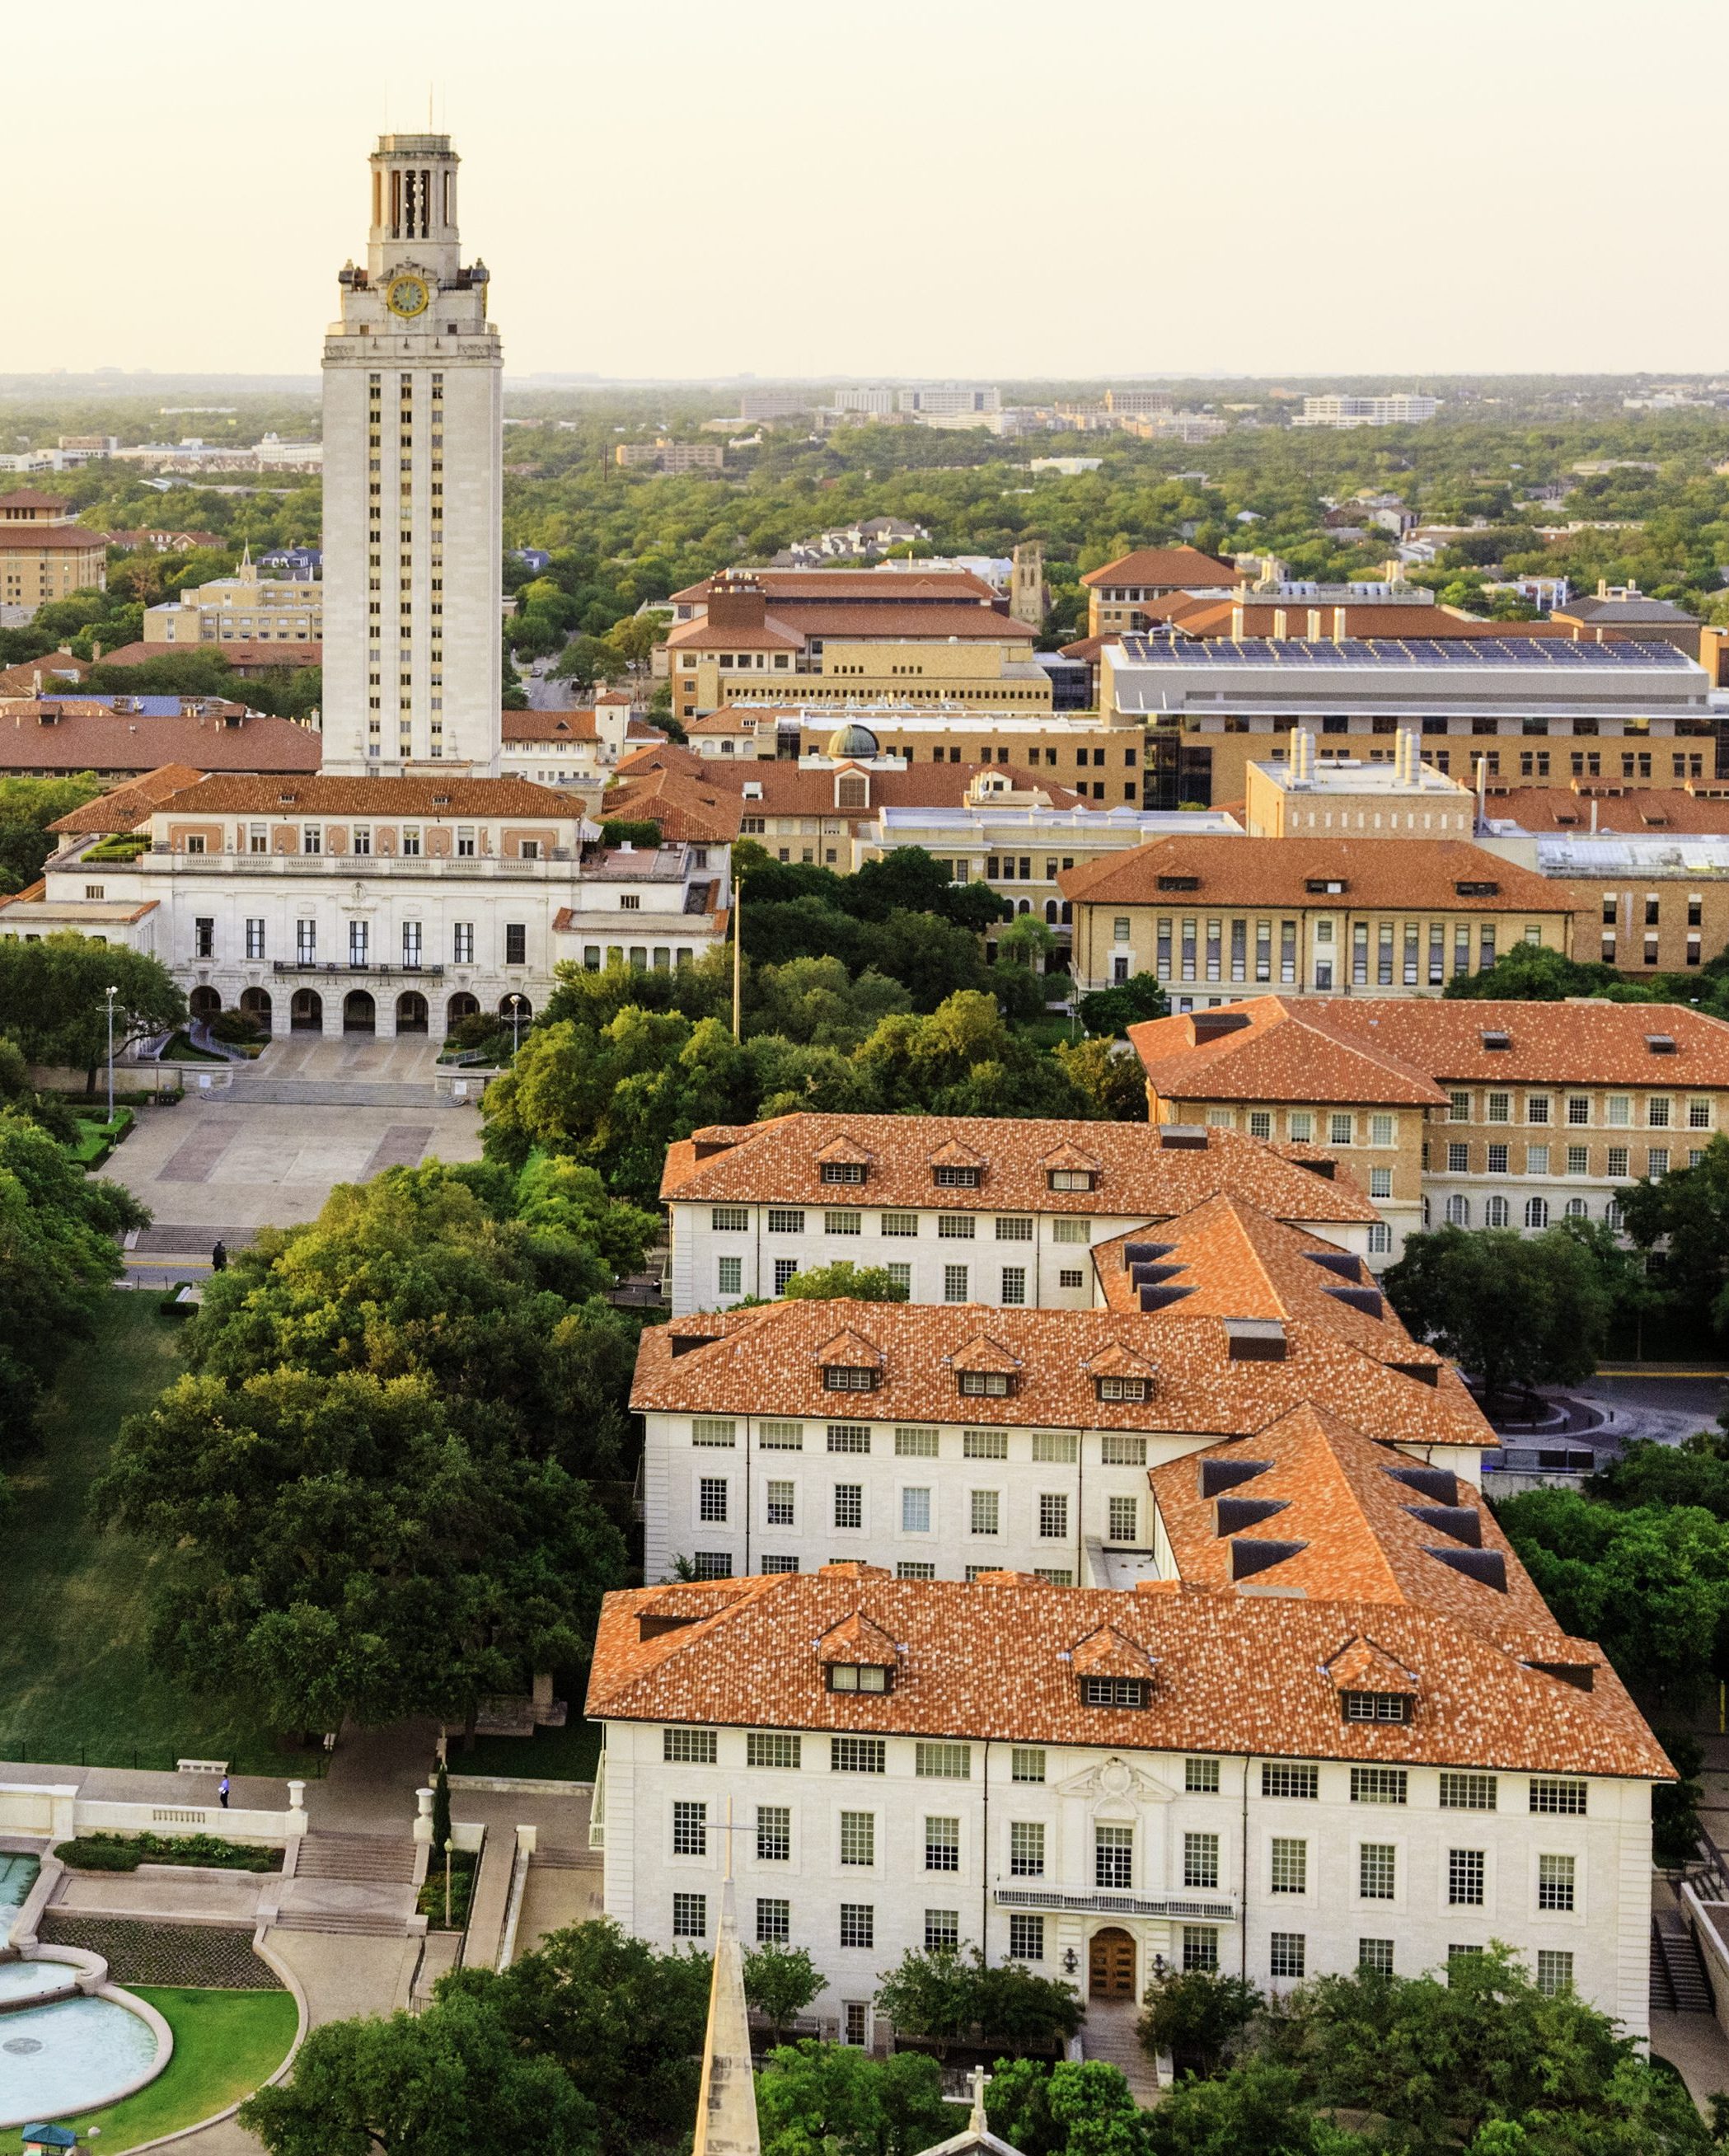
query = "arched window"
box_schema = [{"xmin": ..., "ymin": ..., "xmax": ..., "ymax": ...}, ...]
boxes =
[
  {"xmin": 1484, "ymin": 1197, "xmax": 1511, "ymax": 1228},
  {"xmin": 1421, "ymin": 1198, "xmax": 1431, "ymax": 1227},
  {"xmin": 1525, "ymin": 1196, "xmax": 1549, "ymax": 1230},
  {"xmin": 1564, "ymin": 1197, "xmax": 1588, "ymax": 1219},
  {"xmin": 1605, "ymin": 1198, "xmax": 1624, "ymax": 1230},
  {"xmin": 1446, "ymin": 1195, "xmax": 1470, "ymax": 1227},
  {"xmin": 1044, "ymin": 899, "xmax": 1059, "ymax": 925}
]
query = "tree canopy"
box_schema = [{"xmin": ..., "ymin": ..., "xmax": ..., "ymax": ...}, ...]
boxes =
[
  {"xmin": 0, "ymin": 933, "xmax": 185, "ymax": 1080},
  {"xmin": 1381, "ymin": 1223, "xmax": 1614, "ymax": 1400}
]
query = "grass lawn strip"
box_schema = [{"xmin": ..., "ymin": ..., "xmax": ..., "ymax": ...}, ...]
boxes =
[
  {"xmin": 0, "ymin": 1293, "xmax": 323, "ymax": 1776},
  {"xmin": 446, "ymin": 1710, "xmax": 600, "ymax": 1781},
  {"xmin": 0, "ymin": 1985, "xmax": 299, "ymax": 2156}
]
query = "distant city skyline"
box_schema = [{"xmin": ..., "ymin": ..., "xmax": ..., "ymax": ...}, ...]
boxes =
[{"xmin": 12, "ymin": 0, "xmax": 1724, "ymax": 381}]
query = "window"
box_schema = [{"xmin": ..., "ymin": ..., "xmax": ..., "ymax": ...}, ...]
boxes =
[
  {"xmin": 1011, "ymin": 1821, "xmax": 1046, "ymax": 1877},
  {"xmin": 1329, "ymin": 1113, "xmax": 1353, "ymax": 1145},
  {"xmin": 1537, "ymin": 1853, "xmax": 1576, "ymax": 1911},
  {"xmin": 1447, "ymin": 1849, "xmax": 1486, "ymax": 1906},
  {"xmin": 880, "ymin": 1211, "xmax": 918, "ymax": 1237},
  {"xmin": 840, "ymin": 1812, "xmax": 875, "ymax": 1867},
  {"xmin": 1101, "ymin": 1435, "xmax": 1147, "ymax": 1465},
  {"xmin": 827, "ymin": 1424, "xmax": 871, "ymax": 1454},
  {"xmin": 194, "ymin": 916, "xmax": 215, "ymax": 958},
  {"xmin": 1005, "ymin": 1750, "xmax": 1047, "ymax": 1789},
  {"xmin": 245, "ymin": 917, "xmax": 265, "ymax": 959},
  {"xmin": 824, "ymin": 1366, "xmax": 878, "ymax": 1394},
  {"xmin": 766, "ymin": 1480, "xmax": 795, "ymax": 1527},
  {"xmin": 1094, "ymin": 1825, "xmax": 1133, "ymax": 1889},
  {"xmin": 1184, "ymin": 1831, "xmax": 1221, "ymax": 1890},
  {"xmin": 1359, "ymin": 1843, "xmax": 1397, "ymax": 1900},
  {"xmin": 766, "ymin": 1207, "xmax": 804, "ymax": 1235},
  {"xmin": 672, "ymin": 1801, "xmax": 707, "ymax": 1856},
  {"xmin": 938, "ymin": 1213, "xmax": 976, "ymax": 1239},
  {"xmin": 1484, "ymin": 1197, "xmax": 1511, "ymax": 1226},
  {"xmin": 1289, "ymin": 1112, "xmax": 1314, "ymax": 1143},
  {"xmin": 1368, "ymin": 1221, "xmax": 1393, "ymax": 1255},
  {"xmin": 831, "ymin": 1737, "xmax": 886, "ymax": 1774},
  {"xmin": 925, "ymin": 1910, "xmax": 959, "ymax": 1952},
  {"xmin": 916, "ymin": 1743, "xmax": 972, "ymax": 1781},
  {"xmin": 943, "ymin": 1264, "xmax": 969, "ymax": 1303},
  {"xmin": 1648, "ymin": 1147, "xmax": 1670, "ymax": 1179},
  {"xmin": 1370, "ymin": 1114, "xmax": 1395, "ymax": 1147},
  {"xmin": 1536, "ymin": 1950, "xmax": 1574, "ymax": 1997},
  {"xmin": 1269, "ymin": 1933, "xmax": 1306, "ymax": 1980},
  {"xmin": 710, "ymin": 1205, "xmax": 749, "ymax": 1233},
  {"xmin": 1487, "ymin": 1144, "xmax": 1509, "ymax": 1176},
  {"xmin": 839, "ymin": 1905, "xmax": 874, "ymax": 1949},
  {"xmin": 1530, "ymin": 1779, "xmax": 1586, "ymax": 1816},
  {"xmin": 1441, "ymin": 1773, "xmax": 1497, "ymax": 1812},
  {"xmin": 1566, "ymin": 1146, "xmax": 1589, "ymax": 1177},
  {"xmin": 1526, "ymin": 1146, "xmax": 1550, "ymax": 1179},
  {"xmin": 825, "ymin": 1210, "xmax": 862, "ymax": 1236},
  {"xmin": 698, "ymin": 1478, "xmax": 729, "ymax": 1524},
  {"xmin": 1263, "ymin": 1764, "xmax": 1319, "ymax": 1801},
  {"xmin": 1359, "ymin": 1938, "xmax": 1395, "ymax": 1975},
  {"xmin": 896, "ymin": 1427, "xmax": 939, "ymax": 1457},
  {"xmin": 996, "ymin": 1216, "xmax": 1033, "ymax": 1242},
  {"xmin": 504, "ymin": 923, "xmax": 527, "ymax": 966},
  {"xmin": 1648, "ymin": 1097, "xmax": 1673, "ymax": 1129},
  {"xmin": 1446, "ymin": 1196, "xmax": 1470, "ymax": 1226},
  {"xmin": 1052, "ymin": 1216, "xmax": 1091, "ymax": 1244},
  {"xmin": 1270, "ymin": 1838, "xmax": 1308, "ymax": 1895},
  {"xmin": 1446, "ymin": 1142, "xmax": 1471, "ymax": 1174},
  {"xmin": 934, "ymin": 1163, "xmax": 981, "ymax": 1189},
  {"xmin": 1370, "ymin": 1168, "xmax": 1392, "ymax": 1200},
  {"xmin": 1108, "ymin": 1495, "xmax": 1140, "ymax": 1542},
  {"xmin": 760, "ymin": 1421, "xmax": 804, "ymax": 1451},
  {"xmin": 1032, "ymin": 1432, "xmax": 1079, "ymax": 1464},
  {"xmin": 1038, "ymin": 1493, "xmax": 1069, "ymax": 1540},
  {"xmin": 901, "ymin": 1487, "xmax": 931, "ymax": 1534},
  {"xmin": 691, "ymin": 1553, "xmax": 731, "ymax": 1580},
  {"xmin": 897, "ymin": 1561, "xmax": 935, "ymax": 1580},
  {"xmin": 1350, "ymin": 1768, "xmax": 1408, "ymax": 1806},
  {"xmin": 1447, "ymin": 1946, "xmax": 1486, "ymax": 1978},
  {"xmin": 664, "ymin": 1727, "xmax": 717, "ymax": 1764},
  {"xmin": 672, "ymin": 1892, "xmax": 707, "ymax": 1938},
  {"xmin": 963, "ymin": 1430, "xmax": 1007, "ymax": 1460},
  {"xmin": 748, "ymin": 1734, "xmax": 800, "ymax": 1770},
  {"xmin": 969, "ymin": 1490, "xmax": 1000, "ymax": 1535},
  {"xmin": 1184, "ymin": 1757, "xmax": 1221, "ymax": 1795},
  {"xmin": 1000, "ymin": 1267, "xmax": 1027, "ymax": 1305},
  {"xmin": 774, "ymin": 1258, "xmax": 799, "ymax": 1294},
  {"xmin": 822, "ymin": 1161, "xmax": 867, "ymax": 1185},
  {"xmin": 1096, "ymin": 1375, "xmax": 1148, "ymax": 1404},
  {"xmin": 1081, "ymin": 1676, "xmax": 1146, "ymax": 1708},
  {"xmin": 1487, "ymin": 1091, "xmax": 1511, "ymax": 1124},
  {"xmin": 833, "ymin": 1484, "xmax": 863, "ymax": 1530},
  {"xmin": 1690, "ymin": 1099, "xmax": 1713, "ymax": 1130},
  {"xmin": 1008, "ymin": 1914, "xmax": 1045, "ymax": 1961},
  {"xmin": 717, "ymin": 1256, "xmax": 743, "ymax": 1296},
  {"xmin": 1183, "ymin": 1926, "xmax": 1220, "ymax": 1972},
  {"xmin": 756, "ymin": 1897, "xmax": 790, "ymax": 1943}
]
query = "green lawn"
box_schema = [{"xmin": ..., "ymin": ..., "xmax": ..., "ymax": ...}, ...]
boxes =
[
  {"xmin": 0, "ymin": 1985, "xmax": 299, "ymax": 2155},
  {"xmin": 447, "ymin": 1712, "xmax": 601, "ymax": 1782},
  {"xmin": 0, "ymin": 1295, "xmax": 322, "ymax": 1775}
]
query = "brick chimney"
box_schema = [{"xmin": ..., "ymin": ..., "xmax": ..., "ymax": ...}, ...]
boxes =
[{"xmin": 705, "ymin": 572, "xmax": 768, "ymax": 632}]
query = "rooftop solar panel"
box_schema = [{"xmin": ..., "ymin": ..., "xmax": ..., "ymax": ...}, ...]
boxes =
[{"xmin": 1119, "ymin": 632, "xmax": 1693, "ymax": 669}]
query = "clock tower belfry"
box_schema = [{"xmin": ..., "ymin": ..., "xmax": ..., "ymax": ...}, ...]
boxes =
[{"xmin": 321, "ymin": 134, "xmax": 503, "ymax": 776}]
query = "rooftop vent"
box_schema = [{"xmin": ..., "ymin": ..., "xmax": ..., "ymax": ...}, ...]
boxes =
[
  {"xmin": 1646, "ymin": 1033, "xmax": 1678, "ymax": 1055},
  {"xmin": 638, "ymin": 1611, "xmax": 701, "ymax": 1642},
  {"xmin": 1156, "ymin": 874, "xmax": 1201, "ymax": 891},
  {"xmin": 1481, "ymin": 1029, "xmax": 1512, "ymax": 1052},
  {"xmin": 1225, "ymin": 1316, "xmax": 1287, "ymax": 1362},
  {"xmin": 1525, "ymin": 1658, "xmax": 1595, "ymax": 1692},
  {"xmin": 1190, "ymin": 1010, "xmax": 1252, "ymax": 1043},
  {"xmin": 1121, "ymin": 1241, "xmax": 1175, "ymax": 1268},
  {"xmin": 1129, "ymin": 1261, "xmax": 1185, "ymax": 1290},
  {"xmin": 1391, "ymin": 1360, "xmax": 1440, "ymax": 1387},
  {"xmin": 1159, "ymin": 1125, "xmax": 1208, "ymax": 1151},
  {"xmin": 1385, "ymin": 1464, "xmax": 1458, "ymax": 1505},
  {"xmin": 1407, "ymin": 1503, "xmax": 1481, "ymax": 1547},
  {"xmin": 1303, "ymin": 1248, "xmax": 1363, "ymax": 1282},
  {"xmin": 1199, "ymin": 1457, "xmax": 1273, "ymax": 1500},
  {"xmin": 1455, "ymin": 879, "xmax": 1500, "ymax": 897},
  {"xmin": 1293, "ymin": 1155, "xmax": 1336, "ymax": 1179},
  {"xmin": 1216, "ymin": 1494, "xmax": 1290, "ymax": 1535},
  {"xmin": 1231, "ymin": 1537, "xmax": 1308, "ymax": 1582},
  {"xmin": 1305, "ymin": 877, "xmax": 1347, "ymax": 893},
  {"xmin": 432, "ymin": 792, "xmax": 452, "ymax": 805},
  {"xmin": 1140, "ymin": 1282, "xmax": 1197, "ymax": 1313},
  {"xmin": 1426, "ymin": 1545, "xmax": 1507, "ymax": 1593},
  {"xmin": 1323, "ymin": 1283, "xmax": 1385, "ymax": 1319}
]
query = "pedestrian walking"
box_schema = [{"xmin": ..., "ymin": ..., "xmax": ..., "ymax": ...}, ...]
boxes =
[
  {"xmin": 218, "ymin": 1774, "xmax": 230, "ymax": 1809},
  {"xmin": 211, "ymin": 1240, "xmax": 227, "ymax": 1273}
]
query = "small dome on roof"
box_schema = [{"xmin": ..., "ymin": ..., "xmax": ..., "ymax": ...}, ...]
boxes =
[{"xmin": 826, "ymin": 721, "xmax": 879, "ymax": 759}]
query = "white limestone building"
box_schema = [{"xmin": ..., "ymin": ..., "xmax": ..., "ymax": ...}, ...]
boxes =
[{"xmin": 321, "ymin": 134, "xmax": 502, "ymax": 774}]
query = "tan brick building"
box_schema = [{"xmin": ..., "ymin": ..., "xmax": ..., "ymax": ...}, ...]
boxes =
[{"xmin": 0, "ymin": 490, "xmax": 108, "ymax": 614}]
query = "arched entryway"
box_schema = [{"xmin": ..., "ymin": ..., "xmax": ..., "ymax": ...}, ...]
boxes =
[
  {"xmin": 446, "ymin": 991, "xmax": 480, "ymax": 1029},
  {"xmin": 189, "ymin": 986, "xmax": 222, "ymax": 1022},
  {"xmin": 343, "ymin": 989, "xmax": 377, "ymax": 1034},
  {"xmin": 238, "ymin": 987, "xmax": 273, "ymax": 1033},
  {"xmin": 396, "ymin": 990, "xmax": 429, "ymax": 1033},
  {"xmin": 1089, "ymin": 1927, "xmax": 1136, "ymax": 1999},
  {"xmin": 290, "ymin": 988, "xmax": 323, "ymax": 1033}
]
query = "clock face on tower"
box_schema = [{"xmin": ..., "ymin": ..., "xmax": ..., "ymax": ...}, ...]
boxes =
[{"xmin": 385, "ymin": 274, "xmax": 430, "ymax": 319}]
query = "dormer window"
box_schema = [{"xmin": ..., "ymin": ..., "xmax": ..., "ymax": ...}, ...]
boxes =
[
  {"xmin": 1095, "ymin": 1376, "xmax": 1148, "ymax": 1403},
  {"xmin": 828, "ymin": 1663, "xmax": 891, "ymax": 1694},
  {"xmin": 823, "ymin": 1365, "xmax": 880, "ymax": 1393},
  {"xmin": 822, "ymin": 1161, "xmax": 867, "ymax": 1185},
  {"xmin": 958, "ymin": 1371, "xmax": 1013, "ymax": 1398},
  {"xmin": 1156, "ymin": 874, "xmax": 1200, "ymax": 891},
  {"xmin": 1047, "ymin": 1169, "xmax": 1095, "ymax": 1193},
  {"xmin": 1342, "ymin": 1691, "xmax": 1411, "ymax": 1724},
  {"xmin": 934, "ymin": 1165, "xmax": 982, "ymax": 1188},
  {"xmin": 1080, "ymin": 1676, "xmax": 1146, "ymax": 1708}
]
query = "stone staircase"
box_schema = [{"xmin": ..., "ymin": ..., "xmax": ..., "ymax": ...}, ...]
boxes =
[
  {"xmin": 293, "ymin": 1831, "xmax": 417, "ymax": 1883},
  {"xmin": 1079, "ymin": 1998, "xmax": 1160, "ymax": 2104},
  {"xmin": 532, "ymin": 1844, "xmax": 601, "ymax": 1872},
  {"xmin": 211, "ymin": 1077, "xmax": 450, "ymax": 1108},
  {"xmin": 1652, "ymin": 1912, "xmax": 1715, "ymax": 2014},
  {"xmin": 267, "ymin": 1830, "xmax": 419, "ymax": 1938}
]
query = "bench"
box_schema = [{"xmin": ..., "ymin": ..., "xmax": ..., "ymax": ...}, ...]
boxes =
[{"xmin": 177, "ymin": 1758, "xmax": 228, "ymax": 1777}]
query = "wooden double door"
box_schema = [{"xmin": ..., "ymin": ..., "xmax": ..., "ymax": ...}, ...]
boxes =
[{"xmin": 1089, "ymin": 1926, "xmax": 1136, "ymax": 1998}]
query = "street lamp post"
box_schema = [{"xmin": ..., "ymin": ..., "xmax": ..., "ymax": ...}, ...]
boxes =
[
  {"xmin": 105, "ymin": 985, "xmax": 117, "ymax": 1127},
  {"xmin": 508, "ymin": 994, "xmax": 522, "ymax": 1055}
]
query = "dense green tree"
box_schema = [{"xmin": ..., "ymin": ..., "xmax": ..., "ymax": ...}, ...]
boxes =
[
  {"xmin": 757, "ymin": 2041, "xmax": 958, "ymax": 2156},
  {"xmin": 1590, "ymin": 1432, "xmax": 1729, "ymax": 1521},
  {"xmin": 0, "ymin": 775, "xmax": 105, "ymax": 893},
  {"xmin": 741, "ymin": 1943, "xmax": 826, "ymax": 2042},
  {"xmin": 0, "ymin": 1110, "xmax": 146, "ymax": 1462},
  {"xmin": 1442, "ymin": 943, "xmax": 1632, "ymax": 1003},
  {"xmin": 95, "ymin": 1366, "xmax": 626, "ymax": 1736},
  {"xmin": 1078, "ymin": 973, "xmax": 1169, "ymax": 1038},
  {"xmin": 1618, "ymin": 1135, "xmax": 1729, "ymax": 1344},
  {"xmin": 0, "ymin": 934, "xmax": 186, "ymax": 1086},
  {"xmin": 0, "ymin": 1037, "xmax": 79, "ymax": 1141},
  {"xmin": 747, "ymin": 956, "xmax": 910, "ymax": 1048},
  {"xmin": 985, "ymin": 2058, "xmax": 1150, "ymax": 2156},
  {"xmin": 439, "ymin": 1919, "xmax": 711, "ymax": 2156},
  {"xmin": 873, "ymin": 1945, "xmax": 1081, "ymax": 2057},
  {"xmin": 1139, "ymin": 1968, "xmax": 1262, "ymax": 2078},
  {"xmin": 1146, "ymin": 2057, "xmax": 1369, "ymax": 2156},
  {"xmin": 781, "ymin": 1261, "xmax": 909, "ymax": 1303},
  {"xmin": 853, "ymin": 992, "xmax": 1089, "ymax": 1120},
  {"xmin": 1052, "ymin": 1035, "xmax": 1150, "ymax": 1121},
  {"xmin": 1381, "ymin": 1225, "xmax": 1614, "ymax": 1402},
  {"xmin": 240, "ymin": 1990, "xmax": 597, "ymax": 2156},
  {"xmin": 843, "ymin": 845, "xmax": 1010, "ymax": 933}
]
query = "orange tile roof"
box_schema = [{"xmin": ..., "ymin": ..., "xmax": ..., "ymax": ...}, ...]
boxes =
[
  {"xmin": 1081, "ymin": 547, "xmax": 1243, "ymax": 591},
  {"xmin": 0, "ymin": 707, "xmax": 320, "ymax": 775},
  {"xmin": 147, "ymin": 774, "xmax": 584, "ymax": 818},
  {"xmin": 658, "ymin": 1111, "xmax": 1380, "ymax": 1226},
  {"xmin": 1058, "ymin": 836, "xmax": 1569, "ymax": 916},
  {"xmin": 664, "ymin": 617, "xmax": 804, "ymax": 653},
  {"xmin": 0, "ymin": 525, "xmax": 107, "ymax": 552},
  {"xmin": 1129, "ymin": 1001, "xmax": 1449, "ymax": 1108},
  {"xmin": 97, "ymin": 640, "xmax": 322, "ymax": 668},
  {"xmin": 49, "ymin": 764, "xmax": 208, "ymax": 834},
  {"xmin": 629, "ymin": 1283, "xmax": 1490, "ymax": 1458},
  {"xmin": 501, "ymin": 710, "xmax": 600, "ymax": 743},
  {"xmin": 670, "ymin": 569, "xmax": 1000, "ymax": 607},
  {"xmin": 1491, "ymin": 785, "xmax": 1729, "ymax": 835},
  {"xmin": 1305, "ymin": 996, "xmax": 1729, "ymax": 1089},
  {"xmin": 0, "ymin": 656, "xmax": 91, "ymax": 696},
  {"xmin": 602, "ymin": 766, "xmax": 743, "ymax": 844},
  {"xmin": 586, "ymin": 1568, "xmax": 1668, "ymax": 1780}
]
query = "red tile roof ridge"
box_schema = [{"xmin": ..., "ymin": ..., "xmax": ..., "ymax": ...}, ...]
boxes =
[
  {"xmin": 1129, "ymin": 998, "xmax": 1450, "ymax": 1108},
  {"xmin": 1080, "ymin": 547, "xmax": 1243, "ymax": 590},
  {"xmin": 1058, "ymin": 837, "xmax": 1565, "ymax": 916}
]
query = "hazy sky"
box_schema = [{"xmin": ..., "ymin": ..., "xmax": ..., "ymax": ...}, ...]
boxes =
[{"xmin": 9, "ymin": 0, "xmax": 1723, "ymax": 382}]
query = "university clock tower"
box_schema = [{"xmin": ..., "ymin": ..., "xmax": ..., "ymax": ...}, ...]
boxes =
[{"xmin": 321, "ymin": 135, "xmax": 503, "ymax": 775}]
